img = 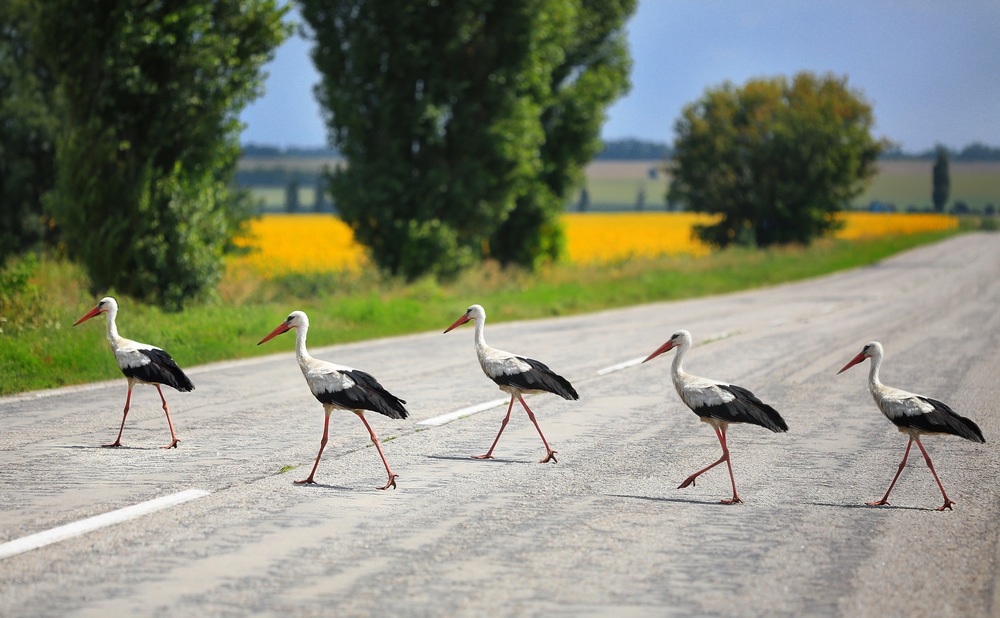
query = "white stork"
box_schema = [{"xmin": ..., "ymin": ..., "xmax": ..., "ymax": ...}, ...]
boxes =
[
  {"xmin": 838, "ymin": 341, "xmax": 985, "ymax": 510},
  {"xmin": 643, "ymin": 330, "xmax": 787, "ymax": 504},
  {"xmin": 74, "ymin": 296, "xmax": 191, "ymax": 449},
  {"xmin": 444, "ymin": 304, "xmax": 579, "ymax": 463},
  {"xmin": 258, "ymin": 311, "xmax": 408, "ymax": 490}
]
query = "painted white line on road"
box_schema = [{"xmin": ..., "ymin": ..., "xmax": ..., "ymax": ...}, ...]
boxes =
[
  {"xmin": 418, "ymin": 398, "xmax": 509, "ymax": 427},
  {"xmin": 596, "ymin": 356, "xmax": 646, "ymax": 375},
  {"xmin": 0, "ymin": 489, "xmax": 211, "ymax": 561}
]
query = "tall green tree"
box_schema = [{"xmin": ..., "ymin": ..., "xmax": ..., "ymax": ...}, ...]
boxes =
[
  {"xmin": 0, "ymin": 0, "xmax": 58, "ymax": 262},
  {"xmin": 489, "ymin": 0, "xmax": 634, "ymax": 267},
  {"xmin": 669, "ymin": 72, "xmax": 889, "ymax": 248},
  {"xmin": 301, "ymin": 0, "xmax": 634, "ymax": 279},
  {"xmin": 33, "ymin": 1, "xmax": 288, "ymax": 308},
  {"xmin": 932, "ymin": 145, "xmax": 950, "ymax": 212}
]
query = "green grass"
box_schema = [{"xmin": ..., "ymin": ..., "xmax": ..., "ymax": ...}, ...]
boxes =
[{"xmin": 0, "ymin": 227, "xmax": 975, "ymax": 396}]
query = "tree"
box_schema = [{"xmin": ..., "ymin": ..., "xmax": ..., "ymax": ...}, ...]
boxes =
[
  {"xmin": 301, "ymin": 0, "xmax": 634, "ymax": 279},
  {"xmin": 488, "ymin": 0, "xmax": 635, "ymax": 267},
  {"xmin": 0, "ymin": 0, "xmax": 58, "ymax": 263},
  {"xmin": 932, "ymin": 145, "xmax": 950, "ymax": 212},
  {"xmin": 285, "ymin": 174, "xmax": 300, "ymax": 213},
  {"xmin": 33, "ymin": 2, "xmax": 288, "ymax": 308},
  {"xmin": 669, "ymin": 72, "xmax": 889, "ymax": 248}
]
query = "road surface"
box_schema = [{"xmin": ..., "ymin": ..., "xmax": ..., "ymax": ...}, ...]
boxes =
[{"xmin": 1, "ymin": 233, "xmax": 998, "ymax": 616}]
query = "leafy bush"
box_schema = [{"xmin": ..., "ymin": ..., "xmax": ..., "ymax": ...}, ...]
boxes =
[
  {"xmin": 669, "ymin": 72, "xmax": 890, "ymax": 248},
  {"xmin": 0, "ymin": 254, "xmax": 42, "ymax": 333}
]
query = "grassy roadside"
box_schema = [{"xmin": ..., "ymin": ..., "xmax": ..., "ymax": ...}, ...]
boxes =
[{"xmin": 0, "ymin": 229, "xmax": 968, "ymax": 396}]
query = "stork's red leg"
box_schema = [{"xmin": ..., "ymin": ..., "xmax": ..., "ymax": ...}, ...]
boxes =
[
  {"xmin": 716, "ymin": 427, "xmax": 742, "ymax": 504},
  {"xmin": 518, "ymin": 394, "xmax": 557, "ymax": 464},
  {"xmin": 357, "ymin": 413, "xmax": 399, "ymax": 490},
  {"xmin": 156, "ymin": 385, "xmax": 180, "ymax": 449},
  {"xmin": 914, "ymin": 439, "xmax": 955, "ymax": 511},
  {"xmin": 868, "ymin": 438, "xmax": 913, "ymax": 507},
  {"xmin": 296, "ymin": 410, "xmax": 331, "ymax": 485},
  {"xmin": 472, "ymin": 395, "xmax": 515, "ymax": 460},
  {"xmin": 679, "ymin": 426, "xmax": 742, "ymax": 504},
  {"xmin": 104, "ymin": 380, "xmax": 134, "ymax": 447}
]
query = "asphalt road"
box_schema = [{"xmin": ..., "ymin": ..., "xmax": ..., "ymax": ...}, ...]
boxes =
[{"xmin": 1, "ymin": 233, "xmax": 998, "ymax": 617}]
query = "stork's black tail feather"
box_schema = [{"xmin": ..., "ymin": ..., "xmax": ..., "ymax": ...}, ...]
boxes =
[
  {"xmin": 342, "ymin": 370, "xmax": 409, "ymax": 419},
  {"xmin": 517, "ymin": 357, "xmax": 579, "ymax": 400},
  {"xmin": 915, "ymin": 396, "xmax": 985, "ymax": 443},
  {"xmin": 716, "ymin": 384, "xmax": 787, "ymax": 432},
  {"xmin": 139, "ymin": 348, "xmax": 194, "ymax": 392}
]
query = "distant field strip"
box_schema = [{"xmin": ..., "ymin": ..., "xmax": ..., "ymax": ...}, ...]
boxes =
[
  {"xmin": 245, "ymin": 160, "xmax": 1000, "ymax": 211},
  {"xmin": 231, "ymin": 212, "xmax": 959, "ymax": 277}
]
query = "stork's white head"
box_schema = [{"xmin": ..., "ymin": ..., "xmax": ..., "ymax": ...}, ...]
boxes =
[
  {"xmin": 258, "ymin": 310, "xmax": 310, "ymax": 345},
  {"xmin": 643, "ymin": 329, "xmax": 692, "ymax": 363},
  {"xmin": 74, "ymin": 296, "xmax": 118, "ymax": 326},
  {"xmin": 837, "ymin": 340, "xmax": 883, "ymax": 374},
  {"xmin": 444, "ymin": 304, "xmax": 486, "ymax": 334}
]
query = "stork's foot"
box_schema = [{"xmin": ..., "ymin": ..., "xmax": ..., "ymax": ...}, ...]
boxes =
[
  {"xmin": 935, "ymin": 499, "xmax": 955, "ymax": 511},
  {"xmin": 471, "ymin": 453, "xmax": 495, "ymax": 460},
  {"xmin": 720, "ymin": 496, "xmax": 744, "ymax": 505},
  {"xmin": 294, "ymin": 477, "xmax": 317, "ymax": 485},
  {"xmin": 102, "ymin": 440, "xmax": 123, "ymax": 448},
  {"xmin": 538, "ymin": 450, "xmax": 558, "ymax": 464},
  {"xmin": 161, "ymin": 439, "xmax": 179, "ymax": 449},
  {"xmin": 378, "ymin": 474, "xmax": 399, "ymax": 491},
  {"xmin": 678, "ymin": 475, "xmax": 698, "ymax": 489},
  {"xmin": 866, "ymin": 499, "xmax": 890, "ymax": 507}
]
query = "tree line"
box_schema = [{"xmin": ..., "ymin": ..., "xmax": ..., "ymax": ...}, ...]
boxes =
[
  {"xmin": 1, "ymin": 0, "xmax": 289, "ymax": 309},
  {"xmin": 3, "ymin": 0, "xmax": 976, "ymax": 310}
]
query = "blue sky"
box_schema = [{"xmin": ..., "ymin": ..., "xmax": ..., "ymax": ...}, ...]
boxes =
[{"xmin": 239, "ymin": 1, "xmax": 1000, "ymax": 153}]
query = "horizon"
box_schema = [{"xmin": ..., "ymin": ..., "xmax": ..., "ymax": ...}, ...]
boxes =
[{"xmin": 239, "ymin": 1, "xmax": 1000, "ymax": 153}]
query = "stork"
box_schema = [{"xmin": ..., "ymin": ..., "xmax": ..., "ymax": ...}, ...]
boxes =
[
  {"xmin": 643, "ymin": 330, "xmax": 787, "ymax": 504},
  {"xmin": 838, "ymin": 341, "xmax": 985, "ymax": 510},
  {"xmin": 258, "ymin": 311, "xmax": 408, "ymax": 490},
  {"xmin": 73, "ymin": 296, "xmax": 191, "ymax": 448},
  {"xmin": 444, "ymin": 304, "xmax": 578, "ymax": 463}
]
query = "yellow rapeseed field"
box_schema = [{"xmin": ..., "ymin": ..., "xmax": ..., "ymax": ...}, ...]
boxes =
[
  {"xmin": 231, "ymin": 211, "xmax": 959, "ymax": 277},
  {"xmin": 232, "ymin": 214, "xmax": 369, "ymax": 276},
  {"xmin": 832, "ymin": 211, "xmax": 959, "ymax": 239},
  {"xmin": 563, "ymin": 212, "xmax": 717, "ymax": 262}
]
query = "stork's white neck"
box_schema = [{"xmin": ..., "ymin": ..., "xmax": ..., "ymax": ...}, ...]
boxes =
[
  {"xmin": 670, "ymin": 340, "xmax": 691, "ymax": 386},
  {"xmin": 104, "ymin": 305, "xmax": 122, "ymax": 349},
  {"xmin": 866, "ymin": 347, "xmax": 884, "ymax": 394},
  {"xmin": 472, "ymin": 314, "xmax": 488, "ymax": 351},
  {"xmin": 469, "ymin": 314, "xmax": 500, "ymax": 373},
  {"xmin": 294, "ymin": 323, "xmax": 315, "ymax": 373}
]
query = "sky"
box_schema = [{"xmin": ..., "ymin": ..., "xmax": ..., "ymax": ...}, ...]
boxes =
[{"xmin": 239, "ymin": 1, "xmax": 1000, "ymax": 153}]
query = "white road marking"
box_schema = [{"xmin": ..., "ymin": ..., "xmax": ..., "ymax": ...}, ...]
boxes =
[
  {"xmin": 0, "ymin": 489, "xmax": 211, "ymax": 561},
  {"xmin": 417, "ymin": 398, "xmax": 509, "ymax": 427},
  {"xmin": 596, "ymin": 356, "xmax": 646, "ymax": 375}
]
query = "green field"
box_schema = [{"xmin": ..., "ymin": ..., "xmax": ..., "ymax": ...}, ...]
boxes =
[
  {"xmin": 243, "ymin": 158, "xmax": 1000, "ymax": 213},
  {"xmin": 854, "ymin": 161, "xmax": 1000, "ymax": 211}
]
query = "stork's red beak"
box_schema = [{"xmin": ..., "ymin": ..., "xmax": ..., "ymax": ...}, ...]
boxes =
[
  {"xmin": 73, "ymin": 306, "xmax": 102, "ymax": 326},
  {"xmin": 443, "ymin": 314, "xmax": 470, "ymax": 334},
  {"xmin": 643, "ymin": 340, "xmax": 676, "ymax": 363},
  {"xmin": 837, "ymin": 351, "xmax": 867, "ymax": 374},
  {"xmin": 258, "ymin": 322, "xmax": 292, "ymax": 345}
]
